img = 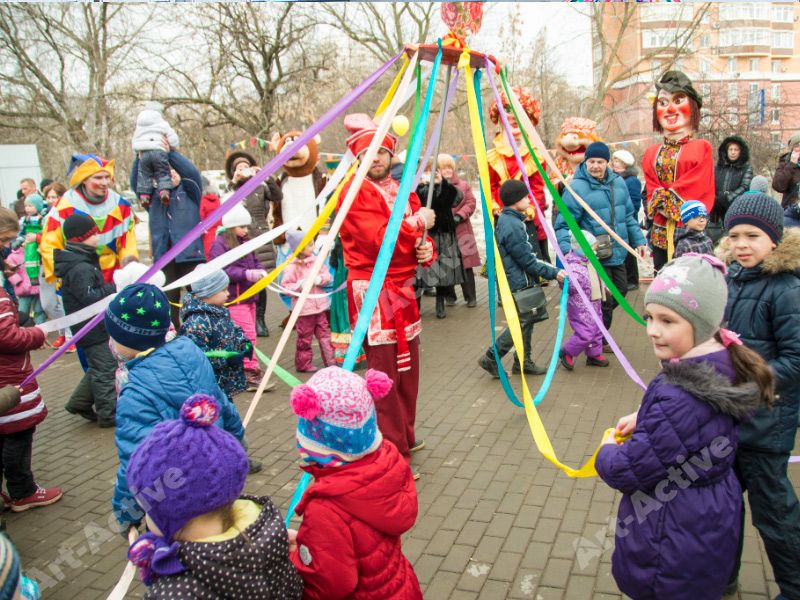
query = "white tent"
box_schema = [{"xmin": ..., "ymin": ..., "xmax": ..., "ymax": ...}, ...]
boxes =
[{"xmin": 0, "ymin": 145, "xmax": 41, "ymax": 209}]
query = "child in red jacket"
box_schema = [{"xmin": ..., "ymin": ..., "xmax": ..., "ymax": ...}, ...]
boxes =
[
  {"xmin": 0, "ymin": 207, "xmax": 62, "ymax": 512},
  {"xmin": 0, "ymin": 287, "xmax": 63, "ymax": 512},
  {"xmin": 288, "ymin": 366, "xmax": 422, "ymax": 600}
]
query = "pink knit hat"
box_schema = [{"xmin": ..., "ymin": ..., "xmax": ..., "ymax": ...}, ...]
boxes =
[{"xmin": 290, "ymin": 366, "xmax": 392, "ymax": 462}]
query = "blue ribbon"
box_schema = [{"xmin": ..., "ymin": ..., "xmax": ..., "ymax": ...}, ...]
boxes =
[
  {"xmin": 342, "ymin": 41, "xmax": 444, "ymax": 370},
  {"xmin": 473, "ymin": 70, "xmax": 523, "ymax": 408},
  {"xmin": 533, "ymin": 280, "xmax": 568, "ymax": 407}
]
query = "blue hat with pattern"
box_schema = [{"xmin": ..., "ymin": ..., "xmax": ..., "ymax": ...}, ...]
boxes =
[
  {"xmin": 680, "ymin": 200, "xmax": 707, "ymax": 224},
  {"xmin": 105, "ymin": 283, "xmax": 171, "ymax": 351}
]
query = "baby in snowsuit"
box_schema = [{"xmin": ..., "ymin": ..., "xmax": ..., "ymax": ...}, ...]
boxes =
[{"xmin": 131, "ymin": 101, "xmax": 180, "ymax": 207}]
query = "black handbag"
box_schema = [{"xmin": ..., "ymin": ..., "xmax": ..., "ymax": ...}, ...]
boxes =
[
  {"xmin": 512, "ymin": 284, "xmax": 549, "ymax": 323},
  {"xmin": 594, "ymin": 184, "xmax": 617, "ymax": 260}
]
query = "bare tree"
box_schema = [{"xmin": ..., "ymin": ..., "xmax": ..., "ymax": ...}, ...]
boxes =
[
  {"xmin": 0, "ymin": 3, "xmax": 152, "ymax": 158},
  {"xmin": 158, "ymin": 3, "xmax": 334, "ymax": 139},
  {"xmin": 584, "ymin": 3, "xmax": 710, "ymax": 125},
  {"xmin": 321, "ymin": 3, "xmax": 437, "ymax": 63}
]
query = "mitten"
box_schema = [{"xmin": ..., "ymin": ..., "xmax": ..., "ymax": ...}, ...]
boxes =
[{"xmin": 245, "ymin": 269, "xmax": 266, "ymax": 282}]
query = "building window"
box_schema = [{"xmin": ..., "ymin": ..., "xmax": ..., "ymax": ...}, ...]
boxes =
[
  {"xmin": 719, "ymin": 28, "xmax": 771, "ymax": 47},
  {"xmin": 772, "ymin": 132, "xmax": 782, "ymax": 145},
  {"xmin": 772, "ymin": 31, "xmax": 794, "ymax": 49},
  {"xmin": 727, "ymin": 58, "xmax": 737, "ymax": 74},
  {"xmin": 640, "ymin": 4, "xmax": 694, "ymax": 22},
  {"xmin": 726, "ymin": 107, "xmax": 739, "ymax": 125},
  {"xmin": 642, "ymin": 29, "xmax": 694, "ymax": 50},
  {"xmin": 699, "ymin": 59, "xmax": 711, "ymax": 76},
  {"xmin": 749, "ymin": 58, "xmax": 759, "ymax": 72},
  {"xmin": 772, "ymin": 83, "xmax": 781, "ymax": 101},
  {"xmin": 772, "ymin": 59, "xmax": 782, "ymax": 73},
  {"xmin": 771, "ymin": 5, "xmax": 794, "ymax": 23},
  {"xmin": 700, "ymin": 34, "xmax": 711, "ymax": 48},
  {"xmin": 728, "ymin": 82, "xmax": 738, "ymax": 100},
  {"xmin": 772, "ymin": 107, "xmax": 780, "ymax": 125},
  {"xmin": 700, "ymin": 83, "xmax": 712, "ymax": 96},
  {"xmin": 720, "ymin": 2, "xmax": 770, "ymax": 21}
]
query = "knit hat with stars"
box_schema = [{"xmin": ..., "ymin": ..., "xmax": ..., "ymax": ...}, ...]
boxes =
[
  {"xmin": 290, "ymin": 366, "xmax": 392, "ymax": 464},
  {"xmin": 105, "ymin": 283, "xmax": 171, "ymax": 351}
]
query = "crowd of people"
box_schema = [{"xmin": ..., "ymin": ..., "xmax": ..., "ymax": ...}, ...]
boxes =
[{"xmin": 0, "ymin": 68, "xmax": 797, "ymax": 600}]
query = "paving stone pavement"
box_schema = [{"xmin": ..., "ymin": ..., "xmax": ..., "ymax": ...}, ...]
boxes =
[{"xmin": 10, "ymin": 279, "xmax": 799, "ymax": 599}]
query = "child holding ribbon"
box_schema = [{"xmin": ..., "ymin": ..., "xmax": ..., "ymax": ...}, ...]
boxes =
[
  {"xmin": 280, "ymin": 229, "xmax": 335, "ymax": 373},
  {"xmin": 596, "ymin": 254, "xmax": 773, "ymax": 600},
  {"xmin": 209, "ymin": 204, "xmax": 267, "ymax": 391},
  {"xmin": 559, "ymin": 230, "xmax": 608, "ymax": 371},
  {"xmin": 717, "ymin": 194, "xmax": 800, "ymax": 599},
  {"xmin": 288, "ymin": 366, "xmax": 422, "ymax": 599},
  {"xmin": 125, "ymin": 394, "xmax": 303, "ymax": 598}
]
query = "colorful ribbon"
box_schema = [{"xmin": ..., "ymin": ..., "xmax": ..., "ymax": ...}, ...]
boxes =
[
  {"xmin": 342, "ymin": 42, "xmax": 443, "ymax": 370},
  {"xmin": 27, "ymin": 52, "xmax": 405, "ymax": 389},
  {"xmin": 241, "ymin": 50, "xmax": 420, "ymax": 427},
  {"xmin": 463, "ymin": 49, "xmax": 601, "ymax": 477},
  {"xmin": 495, "ymin": 66, "xmax": 646, "ymax": 389}
]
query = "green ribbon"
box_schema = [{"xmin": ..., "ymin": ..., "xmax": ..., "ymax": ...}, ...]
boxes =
[{"xmin": 498, "ymin": 67, "xmax": 645, "ymax": 327}]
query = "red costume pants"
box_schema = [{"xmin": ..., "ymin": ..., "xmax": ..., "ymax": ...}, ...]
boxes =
[{"xmin": 364, "ymin": 337, "xmax": 419, "ymax": 461}]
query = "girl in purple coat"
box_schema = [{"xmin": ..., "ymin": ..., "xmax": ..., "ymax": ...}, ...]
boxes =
[
  {"xmin": 596, "ymin": 254, "xmax": 773, "ymax": 600},
  {"xmin": 209, "ymin": 204, "xmax": 266, "ymax": 390},
  {"xmin": 559, "ymin": 231, "xmax": 608, "ymax": 370}
]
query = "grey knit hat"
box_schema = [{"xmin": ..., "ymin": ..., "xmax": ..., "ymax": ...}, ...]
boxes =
[
  {"xmin": 645, "ymin": 254, "xmax": 728, "ymax": 345},
  {"xmin": 748, "ymin": 175, "xmax": 769, "ymax": 194},
  {"xmin": 724, "ymin": 193, "xmax": 784, "ymax": 244},
  {"xmin": 191, "ymin": 269, "xmax": 229, "ymax": 299}
]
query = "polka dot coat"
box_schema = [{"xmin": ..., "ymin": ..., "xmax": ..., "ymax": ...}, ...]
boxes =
[{"xmin": 143, "ymin": 495, "xmax": 303, "ymax": 599}]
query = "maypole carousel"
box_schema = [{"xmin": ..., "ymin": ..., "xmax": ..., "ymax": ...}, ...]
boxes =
[{"xmin": 6, "ymin": 3, "xmax": 778, "ymax": 597}]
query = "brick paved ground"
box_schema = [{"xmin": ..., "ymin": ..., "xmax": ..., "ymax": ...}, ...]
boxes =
[{"xmin": 11, "ymin": 279, "xmax": 799, "ymax": 599}]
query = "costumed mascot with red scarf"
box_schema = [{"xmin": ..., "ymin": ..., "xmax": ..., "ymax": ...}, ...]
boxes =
[
  {"xmin": 643, "ymin": 71, "xmax": 715, "ymax": 271},
  {"xmin": 337, "ymin": 113, "xmax": 437, "ymax": 466}
]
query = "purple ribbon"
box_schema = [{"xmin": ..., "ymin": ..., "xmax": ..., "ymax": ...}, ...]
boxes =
[
  {"xmin": 484, "ymin": 58, "xmax": 646, "ymax": 390},
  {"xmin": 23, "ymin": 51, "xmax": 403, "ymax": 387},
  {"xmin": 412, "ymin": 69, "xmax": 461, "ymax": 190}
]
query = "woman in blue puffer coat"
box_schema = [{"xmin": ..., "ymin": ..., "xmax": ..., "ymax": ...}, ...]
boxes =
[{"xmin": 555, "ymin": 143, "xmax": 647, "ymax": 330}]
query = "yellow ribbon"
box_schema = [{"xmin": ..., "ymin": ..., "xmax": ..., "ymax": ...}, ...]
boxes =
[
  {"xmin": 226, "ymin": 183, "xmax": 342, "ymax": 305},
  {"xmin": 461, "ymin": 48, "xmax": 603, "ymax": 478},
  {"xmin": 227, "ymin": 55, "xmax": 412, "ymax": 306},
  {"xmin": 666, "ymin": 219, "xmax": 676, "ymax": 262}
]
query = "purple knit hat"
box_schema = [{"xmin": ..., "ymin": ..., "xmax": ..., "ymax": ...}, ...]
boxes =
[
  {"xmin": 290, "ymin": 366, "xmax": 392, "ymax": 462},
  {"xmin": 126, "ymin": 395, "xmax": 248, "ymax": 584}
]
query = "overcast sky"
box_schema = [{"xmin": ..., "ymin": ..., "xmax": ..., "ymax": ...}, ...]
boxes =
[{"xmin": 469, "ymin": 2, "xmax": 594, "ymax": 88}]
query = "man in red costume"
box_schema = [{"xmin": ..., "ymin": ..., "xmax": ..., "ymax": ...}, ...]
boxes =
[
  {"xmin": 487, "ymin": 87, "xmax": 551, "ymax": 262},
  {"xmin": 643, "ymin": 71, "xmax": 715, "ymax": 271},
  {"xmin": 337, "ymin": 113, "xmax": 436, "ymax": 467}
]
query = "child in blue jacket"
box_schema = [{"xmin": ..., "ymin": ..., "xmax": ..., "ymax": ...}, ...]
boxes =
[{"xmin": 104, "ymin": 283, "xmax": 247, "ymax": 536}]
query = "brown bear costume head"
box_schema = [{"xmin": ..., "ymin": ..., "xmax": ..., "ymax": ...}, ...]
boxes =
[{"xmin": 269, "ymin": 132, "xmax": 320, "ymax": 177}]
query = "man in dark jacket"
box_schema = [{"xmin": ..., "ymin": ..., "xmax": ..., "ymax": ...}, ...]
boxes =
[
  {"xmin": 54, "ymin": 214, "xmax": 118, "ymax": 427},
  {"xmin": 712, "ymin": 135, "xmax": 753, "ymax": 232},
  {"xmin": 131, "ymin": 140, "xmax": 205, "ymax": 328},
  {"xmin": 555, "ymin": 142, "xmax": 647, "ymax": 330},
  {"xmin": 773, "ymin": 133, "xmax": 800, "ymax": 228},
  {"xmin": 478, "ymin": 180, "xmax": 566, "ymax": 379}
]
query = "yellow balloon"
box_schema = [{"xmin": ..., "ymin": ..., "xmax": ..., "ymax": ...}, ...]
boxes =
[{"xmin": 392, "ymin": 115, "xmax": 410, "ymax": 137}]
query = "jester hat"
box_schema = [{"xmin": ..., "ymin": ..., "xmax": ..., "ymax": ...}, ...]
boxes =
[{"xmin": 67, "ymin": 153, "xmax": 115, "ymax": 188}]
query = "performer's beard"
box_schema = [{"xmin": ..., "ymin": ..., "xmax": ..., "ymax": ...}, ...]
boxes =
[{"xmin": 367, "ymin": 164, "xmax": 390, "ymax": 180}]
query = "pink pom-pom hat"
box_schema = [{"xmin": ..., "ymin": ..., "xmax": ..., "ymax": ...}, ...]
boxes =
[{"xmin": 292, "ymin": 366, "xmax": 391, "ymax": 463}]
